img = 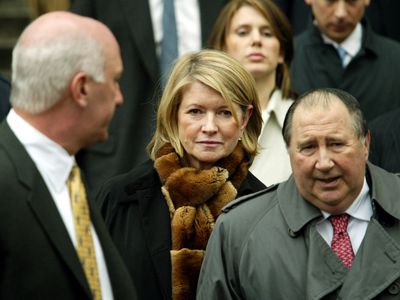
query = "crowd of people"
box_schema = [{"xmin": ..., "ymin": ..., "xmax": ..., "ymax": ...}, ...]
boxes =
[{"xmin": 1, "ymin": 0, "xmax": 400, "ymax": 299}]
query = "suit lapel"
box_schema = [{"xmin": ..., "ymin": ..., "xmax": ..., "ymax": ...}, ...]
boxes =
[
  {"xmin": 137, "ymin": 181, "xmax": 172, "ymax": 299},
  {"xmin": 0, "ymin": 122, "xmax": 91, "ymax": 298},
  {"xmin": 118, "ymin": 0, "xmax": 158, "ymax": 82},
  {"xmin": 28, "ymin": 181, "xmax": 92, "ymax": 298}
]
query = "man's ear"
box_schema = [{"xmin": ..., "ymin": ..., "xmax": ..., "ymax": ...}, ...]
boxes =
[
  {"xmin": 70, "ymin": 72, "xmax": 89, "ymax": 108},
  {"xmin": 304, "ymin": 0, "xmax": 312, "ymax": 6}
]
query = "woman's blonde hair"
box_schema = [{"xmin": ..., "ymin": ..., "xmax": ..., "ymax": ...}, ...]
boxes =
[
  {"xmin": 148, "ymin": 49, "xmax": 262, "ymax": 161},
  {"xmin": 208, "ymin": 0, "xmax": 294, "ymax": 99}
]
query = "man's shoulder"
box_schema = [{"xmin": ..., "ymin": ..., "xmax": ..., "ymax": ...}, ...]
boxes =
[
  {"xmin": 222, "ymin": 184, "xmax": 278, "ymax": 213},
  {"xmin": 369, "ymin": 162, "xmax": 400, "ymax": 180},
  {"xmin": 368, "ymin": 163, "xmax": 400, "ymax": 219},
  {"xmin": 294, "ymin": 25, "xmax": 319, "ymax": 47},
  {"xmin": 366, "ymin": 29, "xmax": 400, "ymax": 55},
  {"xmin": 99, "ymin": 160, "xmax": 157, "ymax": 195},
  {"xmin": 0, "ymin": 122, "xmax": 25, "ymax": 167},
  {"xmin": 370, "ymin": 108, "xmax": 400, "ymax": 132},
  {"xmin": 213, "ymin": 184, "xmax": 282, "ymax": 243},
  {"xmin": 95, "ymin": 159, "xmax": 159, "ymax": 216},
  {"xmin": 216, "ymin": 184, "xmax": 280, "ymax": 230}
]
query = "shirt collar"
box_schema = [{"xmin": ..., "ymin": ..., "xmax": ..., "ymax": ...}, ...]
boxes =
[
  {"xmin": 264, "ymin": 89, "xmax": 293, "ymax": 128},
  {"xmin": 7, "ymin": 109, "xmax": 74, "ymax": 192},
  {"xmin": 320, "ymin": 177, "xmax": 372, "ymax": 221},
  {"xmin": 321, "ymin": 22, "xmax": 362, "ymax": 58}
]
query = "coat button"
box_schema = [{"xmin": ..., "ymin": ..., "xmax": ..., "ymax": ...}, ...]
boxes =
[
  {"xmin": 388, "ymin": 281, "xmax": 400, "ymax": 295},
  {"xmin": 288, "ymin": 228, "xmax": 298, "ymax": 238}
]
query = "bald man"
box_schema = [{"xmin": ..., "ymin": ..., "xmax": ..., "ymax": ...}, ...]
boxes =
[{"xmin": 0, "ymin": 12, "xmax": 137, "ymax": 299}]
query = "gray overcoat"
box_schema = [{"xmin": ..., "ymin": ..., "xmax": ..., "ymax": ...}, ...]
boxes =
[{"xmin": 197, "ymin": 163, "xmax": 400, "ymax": 299}]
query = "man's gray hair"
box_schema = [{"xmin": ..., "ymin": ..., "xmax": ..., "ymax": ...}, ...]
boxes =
[{"xmin": 11, "ymin": 32, "xmax": 104, "ymax": 114}]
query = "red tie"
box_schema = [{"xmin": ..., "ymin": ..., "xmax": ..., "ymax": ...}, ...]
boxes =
[{"xmin": 329, "ymin": 214, "xmax": 355, "ymax": 269}]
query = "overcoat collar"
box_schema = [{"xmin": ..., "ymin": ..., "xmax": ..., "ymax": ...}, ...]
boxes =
[
  {"xmin": 279, "ymin": 162, "xmax": 400, "ymax": 234},
  {"xmin": 305, "ymin": 18, "xmax": 379, "ymax": 59},
  {"xmin": 278, "ymin": 161, "xmax": 400, "ymax": 298},
  {"xmin": 278, "ymin": 175, "xmax": 322, "ymax": 235}
]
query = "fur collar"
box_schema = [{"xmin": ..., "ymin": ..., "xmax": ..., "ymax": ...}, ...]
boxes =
[{"xmin": 154, "ymin": 143, "xmax": 249, "ymax": 299}]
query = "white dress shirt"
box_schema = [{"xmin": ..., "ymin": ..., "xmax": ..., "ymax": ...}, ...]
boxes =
[
  {"xmin": 316, "ymin": 178, "xmax": 372, "ymax": 254},
  {"xmin": 149, "ymin": 0, "xmax": 201, "ymax": 58},
  {"xmin": 322, "ymin": 22, "xmax": 362, "ymax": 67},
  {"xmin": 7, "ymin": 109, "xmax": 114, "ymax": 300},
  {"xmin": 250, "ymin": 90, "xmax": 294, "ymax": 186}
]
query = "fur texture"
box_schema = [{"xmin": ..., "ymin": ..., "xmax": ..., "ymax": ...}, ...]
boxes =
[{"xmin": 154, "ymin": 143, "xmax": 249, "ymax": 300}]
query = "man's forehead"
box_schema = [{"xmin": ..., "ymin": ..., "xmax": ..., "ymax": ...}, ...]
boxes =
[
  {"xmin": 292, "ymin": 100, "xmax": 351, "ymax": 133},
  {"xmin": 295, "ymin": 95, "xmax": 347, "ymax": 115}
]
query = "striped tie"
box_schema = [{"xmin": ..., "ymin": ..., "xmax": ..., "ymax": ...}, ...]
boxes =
[{"xmin": 68, "ymin": 163, "xmax": 102, "ymax": 300}]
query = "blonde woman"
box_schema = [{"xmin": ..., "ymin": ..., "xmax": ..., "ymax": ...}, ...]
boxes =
[{"xmin": 96, "ymin": 49, "xmax": 265, "ymax": 300}]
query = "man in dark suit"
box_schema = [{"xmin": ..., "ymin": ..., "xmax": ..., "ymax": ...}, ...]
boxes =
[
  {"xmin": 0, "ymin": 11, "xmax": 137, "ymax": 299},
  {"xmin": 0, "ymin": 75, "xmax": 10, "ymax": 121},
  {"xmin": 274, "ymin": 0, "xmax": 400, "ymax": 41},
  {"xmin": 290, "ymin": 0, "xmax": 400, "ymax": 122},
  {"xmin": 70, "ymin": 0, "xmax": 228, "ymax": 198}
]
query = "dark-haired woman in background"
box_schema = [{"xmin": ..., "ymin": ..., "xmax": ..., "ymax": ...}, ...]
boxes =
[{"xmin": 209, "ymin": 0, "xmax": 295, "ymax": 186}]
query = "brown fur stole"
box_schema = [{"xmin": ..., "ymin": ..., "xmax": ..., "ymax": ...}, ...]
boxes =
[{"xmin": 154, "ymin": 143, "xmax": 249, "ymax": 300}]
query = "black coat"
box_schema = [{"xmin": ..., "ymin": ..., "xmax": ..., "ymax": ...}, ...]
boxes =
[
  {"xmin": 273, "ymin": 0, "xmax": 400, "ymax": 42},
  {"xmin": 369, "ymin": 108, "xmax": 400, "ymax": 173},
  {"xmin": 70, "ymin": 0, "xmax": 228, "ymax": 199},
  {"xmin": 291, "ymin": 20, "xmax": 400, "ymax": 122},
  {"xmin": 0, "ymin": 121, "xmax": 137, "ymax": 299},
  {"xmin": 96, "ymin": 159, "xmax": 266, "ymax": 300}
]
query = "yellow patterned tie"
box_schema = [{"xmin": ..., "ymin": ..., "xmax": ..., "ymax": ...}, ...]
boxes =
[{"xmin": 68, "ymin": 163, "xmax": 102, "ymax": 300}]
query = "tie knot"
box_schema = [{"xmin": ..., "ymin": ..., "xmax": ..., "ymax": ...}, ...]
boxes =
[
  {"xmin": 337, "ymin": 46, "xmax": 346, "ymax": 56},
  {"xmin": 329, "ymin": 214, "xmax": 350, "ymax": 234},
  {"xmin": 69, "ymin": 162, "xmax": 81, "ymax": 181},
  {"xmin": 70, "ymin": 162, "xmax": 78, "ymax": 175}
]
